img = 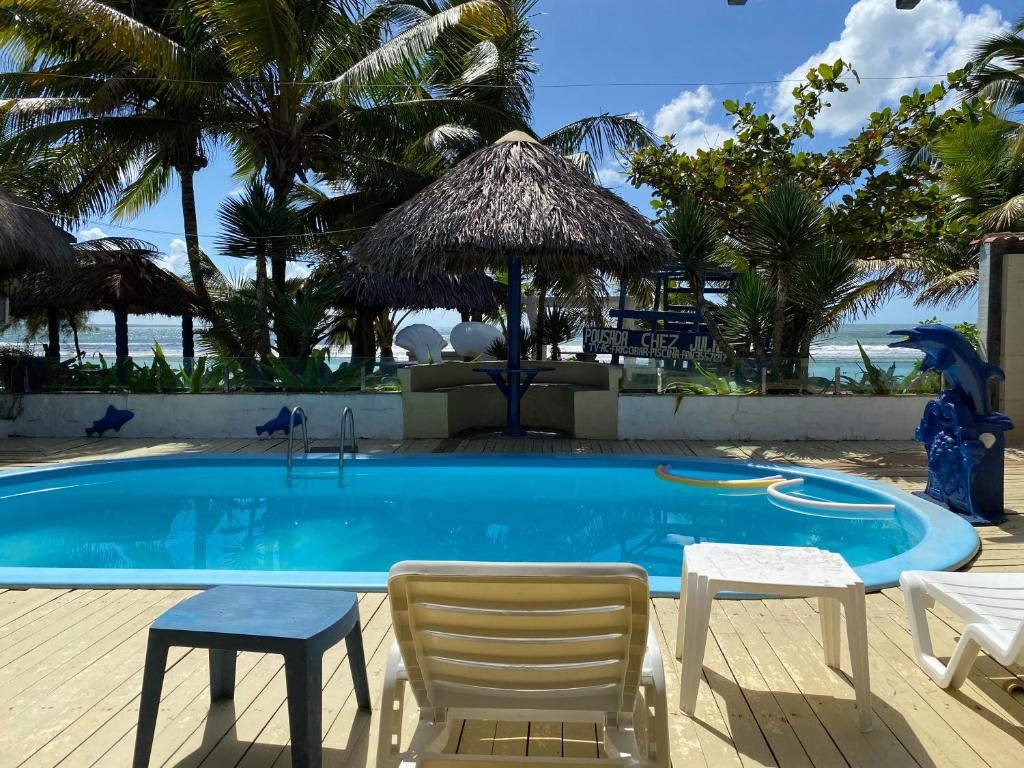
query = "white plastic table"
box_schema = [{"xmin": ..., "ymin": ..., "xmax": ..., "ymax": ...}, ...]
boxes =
[{"xmin": 676, "ymin": 543, "xmax": 872, "ymax": 732}]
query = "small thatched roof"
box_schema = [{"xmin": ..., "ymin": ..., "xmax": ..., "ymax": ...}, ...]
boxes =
[
  {"xmin": 0, "ymin": 188, "xmax": 75, "ymax": 274},
  {"xmin": 329, "ymin": 262, "xmax": 503, "ymax": 313},
  {"xmin": 351, "ymin": 131, "xmax": 672, "ymax": 277},
  {"xmin": 12, "ymin": 238, "xmax": 200, "ymax": 317}
]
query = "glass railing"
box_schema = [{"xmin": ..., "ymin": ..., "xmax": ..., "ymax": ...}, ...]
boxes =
[
  {"xmin": 619, "ymin": 356, "xmax": 939, "ymax": 395},
  {"xmin": 0, "ymin": 351, "xmax": 940, "ymax": 396},
  {"xmin": 0, "ymin": 354, "xmax": 402, "ymax": 394}
]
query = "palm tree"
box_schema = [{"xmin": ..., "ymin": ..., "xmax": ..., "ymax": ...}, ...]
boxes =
[
  {"xmin": 0, "ymin": 0, "xmax": 227, "ymax": 310},
  {"xmin": 217, "ymin": 181, "xmax": 305, "ymax": 359},
  {"xmin": 934, "ymin": 113, "xmax": 1024, "ymax": 231},
  {"xmin": 963, "ymin": 13, "xmax": 1024, "ymax": 108},
  {"xmin": 741, "ymin": 182, "xmax": 825, "ymax": 374},
  {"xmin": 657, "ymin": 196, "xmax": 738, "ymax": 364}
]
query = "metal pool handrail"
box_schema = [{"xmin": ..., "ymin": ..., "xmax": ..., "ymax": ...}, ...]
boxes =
[
  {"xmin": 339, "ymin": 406, "xmax": 356, "ymax": 476},
  {"xmin": 286, "ymin": 406, "xmax": 310, "ymax": 477}
]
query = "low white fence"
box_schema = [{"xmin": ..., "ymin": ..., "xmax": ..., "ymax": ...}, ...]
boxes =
[
  {"xmin": 2, "ymin": 393, "xmax": 404, "ymax": 440},
  {"xmin": 618, "ymin": 394, "xmax": 932, "ymax": 441}
]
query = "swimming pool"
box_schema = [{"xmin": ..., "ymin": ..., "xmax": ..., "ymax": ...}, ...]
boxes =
[{"xmin": 0, "ymin": 454, "xmax": 978, "ymax": 595}]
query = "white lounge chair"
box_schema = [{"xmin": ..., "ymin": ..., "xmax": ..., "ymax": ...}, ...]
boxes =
[
  {"xmin": 901, "ymin": 570, "xmax": 1024, "ymax": 689},
  {"xmin": 377, "ymin": 561, "xmax": 671, "ymax": 768}
]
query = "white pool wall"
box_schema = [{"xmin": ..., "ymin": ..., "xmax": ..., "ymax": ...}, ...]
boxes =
[
  {"xmin": 4, "ymin": 392, "xmax": 403, "ymax": 439},
  {"xmin": 0, "ymin": 392, "xmax": 931, "ymax": 441},
  {"xmin": 617, "ymin": 394, "xmax": 933, "ymax": 441}
]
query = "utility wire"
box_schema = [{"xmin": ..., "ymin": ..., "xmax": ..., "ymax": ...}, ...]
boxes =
[
  {"xmin": 5, "ymin": 197, "xmax": 372, "ymax": 242},
  {"xmin": 0, "ymin": 71, "xmax": 952, "ymax": 88}
]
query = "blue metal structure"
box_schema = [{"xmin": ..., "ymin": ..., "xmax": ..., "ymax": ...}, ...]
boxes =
[
  {"xmin": 889, "ymin": 325, "xmax": 1014, "ymax": 524},
  {"xmin": 605, "ymin": 268, "xmax": 735, "ymax": 365},
  {"xmin": 85, "ymin": 405, "xmax": 134, "ymax": 437}
]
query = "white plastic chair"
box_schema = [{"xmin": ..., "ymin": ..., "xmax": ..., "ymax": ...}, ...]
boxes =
[
  {"xmin": 377, "ymin": 561, "xmax": 671, "ymax": 768},
  {"xmin": 901, "ymin": 570, "xmax": 1024, "ymax": 688}
]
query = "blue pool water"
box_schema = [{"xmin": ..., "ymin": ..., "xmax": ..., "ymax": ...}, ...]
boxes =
[{"xmin": 0, "ymin": 455, "xmax": 978, "ymax": 594}]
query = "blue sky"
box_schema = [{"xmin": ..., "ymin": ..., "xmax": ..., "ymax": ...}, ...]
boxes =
[{"xmin": 84, "ymin": 0, "xmax": 1018, "ymax": 326}]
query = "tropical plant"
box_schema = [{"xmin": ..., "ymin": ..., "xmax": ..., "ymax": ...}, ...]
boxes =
[
  {"xmin": 485, "ymin": 324, "xmax": 535, "ymax": 360},
  {"xmin": 934, "ymin": 114, "xmax": 1024, "ymax": 232},
  {"xmin": 664, "ymin": 362, "xmax": 757, "ymax": 412},
  {"xmin": 540, "ymin": 306, "xmax": 582, "ymax": 360},
  {"xmin": 375, "ymin": 309, "xmax": 413, "ymax": 359},
  {"xmin": 656, "ymin": 196, "xmax": 738, "ymax": 363},
  {"xmin": 962, "ymin": 13, "xmax": 1024, "ymax": 108},
  {"xmin": 217, "ymin": 181, "xmax": 305, "ymax": 357},
  {"xmin": 0, "ymin": 0, "xmax": 228, "ymax": 310},
  {"xmin": 841, "ymin": 342, "xmax": 939, "ymax": 395},
  {"xmin": 630, "ymin": 57, "xmax": 983, "ymax": 304}
]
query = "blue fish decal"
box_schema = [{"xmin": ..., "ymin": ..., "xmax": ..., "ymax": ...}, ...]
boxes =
[
  {"xmin": 257, "ymin": 407, "xmax": 304, "ymax": 437},
  {"xmin": 85, "ymin": 405, "xmax": 134, "ymax": 437}
]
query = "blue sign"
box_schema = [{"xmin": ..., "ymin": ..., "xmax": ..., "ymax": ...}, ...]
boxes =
[{"xmin": 582, "ymin": 327, "xmax": 725, "ymax": 362}]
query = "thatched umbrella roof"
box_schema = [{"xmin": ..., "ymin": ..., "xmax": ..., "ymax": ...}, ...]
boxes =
[
  {"xmin": 329, "ymin": 262, "xmax": 503, "ymax": 313},
  {"xmin": 11, "ymin": 237, "xmax": 200, "ymax": 317},
  {"xmin": 351, "ymin": 131, "xmax": 672, "ymax": 276},
  {"xmin": 0, "ymin": 188, "xmax": 75, "ymax": 274}
]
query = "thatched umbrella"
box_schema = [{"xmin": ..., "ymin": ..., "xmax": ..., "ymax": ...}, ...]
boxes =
[
  {"xmin": 329, "ymin": 263, "xmax": 503, "ymax": 358},
  {"xmin": 0, "ymin": 189, "xmax": 75, "ymax": 276},
  {"xmin": 352, "ymin": 130, "xmax": 671, "ymax": 435},
  {"xmin": 12, "ymin": 238, "xmax": 200, "ymax": 373}
]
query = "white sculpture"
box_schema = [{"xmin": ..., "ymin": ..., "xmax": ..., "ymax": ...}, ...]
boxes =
[
  {"xmin": 395, "ymin": 324, "xmax": 447, "ymax": 363},
  {"xmin": 450, "ymin": 321, "xmax": 503, "ymax": 358}
]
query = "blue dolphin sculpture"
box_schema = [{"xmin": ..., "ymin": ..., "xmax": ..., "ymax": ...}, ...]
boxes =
[
  {"xmin": 85, "ymin": 405, "xmax": 134, "ymax": 437},
  {"xmin": 889, "ymin": 324, "xmax": 1012, "ymax": 523},
  {"xmin": 257, "ymin": 407, "xmax": 304, "ymax": 437},
  {"xmin": 888, "ymin": 324, "xmax": 1003, "ymax": 415}
]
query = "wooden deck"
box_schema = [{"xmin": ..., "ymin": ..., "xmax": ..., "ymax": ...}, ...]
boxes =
[{"xmin": 0, "ymin": 436, "xmax": 1021, "ymax": 767}]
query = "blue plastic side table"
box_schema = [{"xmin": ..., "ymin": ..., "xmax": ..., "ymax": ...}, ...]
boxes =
[{"xmin": 132, "ymin": 586, "xmax": 370, "ymax": 768}]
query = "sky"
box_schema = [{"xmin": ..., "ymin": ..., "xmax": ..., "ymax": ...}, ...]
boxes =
[{"xmin": 81, "ymin": 0, "xmax": 1018, "ymax": 327}]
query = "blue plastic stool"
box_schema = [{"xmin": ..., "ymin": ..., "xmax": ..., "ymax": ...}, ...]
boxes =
[{"xmin": 132, "ymin": 586, "xmax": 370, "ymax": 768}]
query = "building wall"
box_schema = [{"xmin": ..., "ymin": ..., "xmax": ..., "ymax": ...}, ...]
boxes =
[
  {"xmin": 618, "ymin": 394, "xmax": 933, "ymax": 441},
  {"xmin": 3, "ymin": 393, "xmax": 403, "ymax": 439}
]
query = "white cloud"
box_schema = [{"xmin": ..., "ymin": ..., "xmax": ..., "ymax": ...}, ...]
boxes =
[
  {"xmin": 157, "ymin": 238, "xmax": 191, "ymax": 276},
  {"xmin": 652, "ymin": 85, "xmax": 732, "ymax": 154},
  {"xmin": 77, "ymin": 226, "xmax": 108, "ymax": 241},
  {"xmin": 597, "ymin": 165, "xmax": 627, "ymax": 188},
  {"xmin": 238, "ymin": 259, "xmax": 311, "ymax": 282},
  {"xmin": 287, "ymin": 261, "xmax": 311, "ymax": 280},
  {"xmin": 774, "ymin": 0, "xmax": 1007, "ymax": 136}
]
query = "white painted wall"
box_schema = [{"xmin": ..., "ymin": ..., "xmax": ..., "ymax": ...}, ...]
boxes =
[
  {"xmin": 5, "ymin": 393, "xmax": 403, "ymax": 439},
  {"xmin": 618, "ymin": 394, "xmax": 933, "ymax": 441}
]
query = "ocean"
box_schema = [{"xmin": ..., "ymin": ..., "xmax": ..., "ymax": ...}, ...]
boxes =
[{"xmin": 0, "ymin": 321, "xmax": 925, "ymax": 377}]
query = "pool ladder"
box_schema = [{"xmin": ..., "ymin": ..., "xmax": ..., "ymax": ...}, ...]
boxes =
[{"xmin": 286, "ymin": 405, "xmax": 358, "ymax": 479}]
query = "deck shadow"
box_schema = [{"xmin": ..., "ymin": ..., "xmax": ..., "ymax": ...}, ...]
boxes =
[
  {"xmin": 165, "ymin": 698, "xmax": 371, "ymax": 768},
  {"xmin": 700, "ymin": 666, "xmax": 935, "ymax": 767}
]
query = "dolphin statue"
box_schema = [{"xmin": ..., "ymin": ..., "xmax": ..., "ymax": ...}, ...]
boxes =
[{"xmin": 888, "ymin": 325, "xmax": 1003, "ymax": 415}]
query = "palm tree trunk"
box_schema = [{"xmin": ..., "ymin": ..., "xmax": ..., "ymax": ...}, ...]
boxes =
[
  {"xmin": 254, "ymin": 252, "xmax": 270, "ymax": 359},
  {"xmin": 114, "ymin": 305, "xmax": 129, "ymax": 384},
  {"xmin": 351, "ymin": 307, "xmax": 377, "ymax": 361},
  {"xmin": 269, "ymin": 176, "xmax": 293, "ymax": 292},
  {"xmin": 69, "ymin": 315, "xmax": 82, "ymax": 360},
  {"xmin": 178, "ymin": 168, "xmax": 212, "ymax": 311},
  {"xmin": 45, "ymin": 307, "xmax": 59, "ymax": 360},
  {"xmin": 770, "ymin": 267, "xmax": 789, "ymax": 376},
  {"xmin": 688, "ymin": 270, "xmax": 735, "ymax": 365},
  {"xmin": 533, "ymin": 281, "xmax": 547, "ymax": 361}
]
